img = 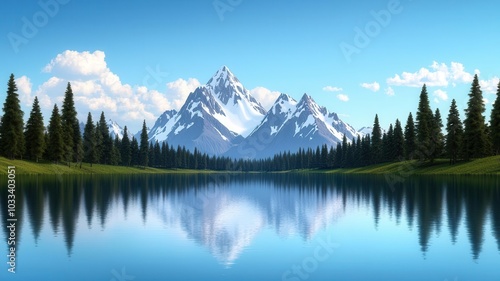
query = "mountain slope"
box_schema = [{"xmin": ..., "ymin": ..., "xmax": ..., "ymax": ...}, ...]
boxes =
[
  {"xmin": 147, "ymin": 66, "xmax": 264, "ymax": 154},
  {"xmin": 226, "ymin": 93, "xmax": 359, "ymax": 159}
]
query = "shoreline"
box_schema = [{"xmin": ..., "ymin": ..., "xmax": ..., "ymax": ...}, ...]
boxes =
[{"xmin": 1, "ymin": 156, "xmax": 499, "ymax": 176}]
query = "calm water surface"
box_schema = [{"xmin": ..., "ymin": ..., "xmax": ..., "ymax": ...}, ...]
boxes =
[{"xmin": 0, "ymin": 174, "xmax": 499, "ymax": 281}]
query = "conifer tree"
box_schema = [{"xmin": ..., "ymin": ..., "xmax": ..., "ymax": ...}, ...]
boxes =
[
  {"xmin": 24, "ymin": 96, "xmax": 45, "ymax": 162},
  {"xmin": 47, "ymin": 104, "xmax": 64, "ymax": 163},
  {"xmin": 94, "ymin": 121, "xmax": 103, "ymax": 163},
  {"xmin": 371, "ymin": 114, "xmax": 382, "ymax": 164},
  {"xmin": 61, "ymin": 83, "xmax": 82, "ymax": 165},
  {"xmin": 393, "ymin": 119, "xmax": 405, "ymax": 161},
  {"xmin": 416, "ymin": 84, "xmax": 433, "ymax": 161},
  {"xmin": 404, "ymin": 112, "xmax": 416, "ymax": 160},
  {"xmin": 111, "ymin": 136, "xmax": 121, "ymax": 165},
  {"xmin": 446, "ymin": 99, "xmax": 463, "ymax": 164},
  {"xmin": 431, "ymin": 108, "xmax": 444, "ymax": 161},
  {"xmin": 139, "ymin": 120, "xmax": 149, "ymax": 167},
  {"xmin": 130, "ymin": 137, "xmax": 139, "ymax": 166},
  {"xmin": 463, "ymin": 74, "xmax": 490, "ymax": 159},
  {"xmin": 82, "ymin": 113, "xmax": 97, "ymax": 166},
  {"xmin": 0, "ymin": 74, "xmax": 25, "ymax": 159},
  {"xmin": 490, "ymin": 81, "xmax": 500, "ymax": 155},
  {"xmin": 121, "ymin": 126, "xmax": 131, "ymax": 166},
  {"xmin": 97, "ymin": 112, "xmax": 112, "ymax": 164}
]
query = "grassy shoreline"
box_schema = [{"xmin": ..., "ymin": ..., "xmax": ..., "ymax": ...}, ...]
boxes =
[
  {"xmin": 309, "ymin": 155, "xmax": 500, "ymax": 175},
  {"xmin": 0, "ymin": 156, "xmax": 499, "ymax": 175}
]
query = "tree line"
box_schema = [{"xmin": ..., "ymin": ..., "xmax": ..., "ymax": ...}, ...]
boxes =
[{"xmin": 0, "ymin": 73, "xmax": 499, "ymax": 171}]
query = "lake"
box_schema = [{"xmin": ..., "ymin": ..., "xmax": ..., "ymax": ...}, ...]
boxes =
[{"xmin": 0, "ymin": 174, "xmax": 499, "ymax": 281}]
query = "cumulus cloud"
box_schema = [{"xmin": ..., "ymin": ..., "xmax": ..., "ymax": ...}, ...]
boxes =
[
  {"xmin": 43, "ymin": 50, "xmax": 108, "ymax": 79},
  {"xmin": 166, "ymin": 78, "xmax": 201, "ymax": 109},
  {"xmin": 480, "ymin": 77, "xmax": 500, "ymax": 94},
  {"xmin": 433, "ymin": 89, "xmax": 448, "ymax": 103},
  {"xmin": 361, "ymin": 82, "xmax": 380, "ymax": 92},
  {"xmin": 336, "ymin": 94, "xmax": 349, "ymax": 102},
  {"xmin": 15, "ymin": 76, "xmax": 33, "ymax": 106},
  {"xmin": 34, "ymin": 50, "xmax": 204, "ymax": 131},
  {"xmin": 385, "ymin": 87, "xmax": 395, "ymax": 96},
  {"xmin": 322, "ymin": 86, "xmax": 343, "ymax": 92},
  {"xmin": 387, "ymin": 61, "xmax": 478, "ymax": 87},
  {"xmin": 250, "ymin": 86, "xmax": 281, "ymax": 110}
]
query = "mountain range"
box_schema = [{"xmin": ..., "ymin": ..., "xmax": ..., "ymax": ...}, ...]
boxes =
[{"xmin": 125, "ymin": 66, "xmax": 367, "ymax": 159}]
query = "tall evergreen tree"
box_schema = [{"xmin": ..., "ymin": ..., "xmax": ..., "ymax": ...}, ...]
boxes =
[
  {"xmin": 82, "ymin": 113, "xmax": 97, "ymax": 166},
  {"xmin": 121, "ymin": 126, "xmax": 131, "ymax": 166},
  {"xmin": 130, "ymin": 137, "xmax": 139, "ymax": 166},
  {"xmin": 404, "ymin": 112, "xmax": 416, "ymax": 160},
  {"xmin": 416, "ymin": 84, "xmax": 434, "ymax": 161},
  {"xmin": 94, "ymin": 121, "xmax": 103, "ymax": 163},
  {"xmin": 490, "ymin": 81, "xmax": 500, "ymax": 155},
  {"xmin": 393, "ymin": 119, "xmax": 405, "ymax": 161},
  {"xmin": 61, "ymin": 83, "xmax": 82, "ymax": 165},
  {"xmin": 139, "ymin": 120, "xmax": 149, "ymax": 167},
  {"xmin": 371, "ymin": 114, "xmax": 382, "ymax": 164},
  {"xmin": 463, "ymin": 74, "xmax": 490, "ymax": 159},
  {"xmin": 24, "ymin": 96, "xmax": 45, "ymax": 162},
  {"xmin": 431, "ymin": 108, "xmax": 444, "ymax": 161},
  {"xmin": 446, "ymin": 99, "xmax": 463, "ymax": 164},
  {"xmin": 97, "ymin": 112, "xmax": 112, "ymax": 164},
  {"xmin": 47, "ymin": 104, "xmax": 64, "ymax": 163},
  {"xmin": 0, "ymin": 74, "xmax": 25, "ymax": 159},
  {"xmin": 111, "ymin": 136, "xmax": 121, "ymax": 165}
]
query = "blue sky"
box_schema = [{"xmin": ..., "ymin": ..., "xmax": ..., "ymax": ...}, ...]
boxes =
[{"xmin": 1, "ymin": 0, "xmax": 499, "ymax": 133}]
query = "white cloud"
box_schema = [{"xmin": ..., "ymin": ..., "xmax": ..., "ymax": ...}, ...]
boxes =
[
  {"xmin": 387, "ymin": 61, "xmax": 478, "ymax": 87},
  {"xmin": 322, "ymin": 86, "xmax": 343, "ymax": 92},
  {"xmin": 35, "ymin": 50, "xmax": 205, "ymax": 131},
  {"xmin": 15, "ymin": 76, "xmax": 33, "ymax": 106},
  {"xmin": 166, "ymin": 78, "xmax": 201, "ymax": 109},
  {"xmin": 483, "ymin": 98, "xmax": 489, "ymax": 104},
  {"xmin": 433, "ymin": 89, "xmax": 448, "ymax": 103},
  {"xmin": 480, "ymin": 77, "xmax": 499, "ymax": 94},
  {"xmin": 336, "ymin": 94, "xmax": 349, "ymax": 102},
  {"xmin": 385, "ymin": 87, "xmax": 395, "ymax": 96},
  {"xmin": 361, "ymin": 82, "xmax": 380, "ymax": 92},
  {"xmin": 250, "ymin": 86, "xmax": 281, "ymax": 110},
  {"xmin": 43, "ymin": 50, "xmax": 108, "ymax": 79}
]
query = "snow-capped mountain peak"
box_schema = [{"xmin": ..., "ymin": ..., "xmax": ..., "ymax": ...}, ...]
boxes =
[{"xmin": 107, "ymin": 119, "xmax": 124, "ymax": 140}]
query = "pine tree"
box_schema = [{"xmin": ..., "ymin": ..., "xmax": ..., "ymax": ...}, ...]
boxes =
[
  {"xmin": 94, "ymin": 121, "xmax": 103, "ymax": 163},
  {"xmin": 139, "ymin": 120, "xmax": 149, "ymax": 167},
  {"xmin": 404, "ymin": 112, "xmax": 416, "ymax": 160},
  {"xmin": 47, "ymin": 104, "xmax": 64, "ymax": 163},
  {"xmin": 97, "ymin": 112, "xmax": 112, "ymax": 164},
  {"xmin": 384, "ymin": 124, "xmax": 394, "ymax": 162},
  {"xmin": 121, "ymin": 126, "xmax": 131, "ymax": 166},
  {"xmin": 463, "ymin": 74, "xmax": 490, "ymax": 159},
  {"xmin": 0, "ymin": 74, "xmax": 25, "ymax": 159},
  {"xmin": 61, "ymin": 83, "xmax": 82, "ymax": 165},
  {"xmin": 431, "ymin": 108, "xmax": 444, "ymax": 161},
  {"xmin": 416, "ymin": 84, "xmax": 434, "ymax": 161},
  {"xmin": 82, "ymin": 113, "xmax": 97, "ymax": 166},
  {"xmin": 130, "ymin": 137, "xmax": 139, "ymax": 166},
  {"xmin": 111, "ymin": 136, "xmax": 121, "ymax": 165},
  {"xmin": 490, "ymin": 81, "xmax": 500, "ymax": 155},
  {"xmin": 24, "ymin": 96, "xmax": 45, "ymax": 162},
  {"xmin": 393, "ymin": 119, "xmax": 405, "ymax": 161},
  {"xmin": 446, "ymin": 99, "xmax": 463, "ymax": 164},
  {"xmin": 371, "ymin": 114, "xmax": 382, "ymax": 164}
]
